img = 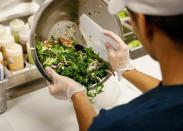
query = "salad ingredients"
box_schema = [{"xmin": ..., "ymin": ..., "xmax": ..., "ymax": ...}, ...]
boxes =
[
  {"xmin": 118, "ymin": 10, "xmax": 128, "ymax": 19},
  {"xmin": 9, "ymin": 19, "xmax": 25, "ymax": 43},
  {"xmin": 6, "ymin": 43, "xmax": 24, "ymax": 71},
  {"xmin": 36, "ymin": 37, "xmax": 110, "ymax": 99},
  {"xmin": 128, "ymin": 40, "xmax": 141, "ymax": 49}
]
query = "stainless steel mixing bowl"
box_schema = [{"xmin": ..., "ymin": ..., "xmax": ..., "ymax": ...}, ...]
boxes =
[{"xmin": 30, "ymin": 0, "xmax": 123, "ymax": 83}]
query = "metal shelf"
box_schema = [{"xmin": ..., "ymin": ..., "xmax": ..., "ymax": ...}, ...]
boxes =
[
  {"xmin": 120, "ymin": 16, "xmax": 147, "ymax": 59},
  {"xmin": 0, "ymin": 62, "xmax": 42, "ymax": 88},
  {"xmin": 0, "ymin": 1, "xmax": 45, "ymax": 101},
  {"xmin": 5, "ymin": 63, "xmax": 42, "ymax": 89}
]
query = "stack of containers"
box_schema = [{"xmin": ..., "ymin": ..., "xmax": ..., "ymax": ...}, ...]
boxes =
[
  {"xmin": 26, "ymin": 15, "xmax": 41, "ymax": 80},
  {"xmin": 0, "ymin": 14, "xmax": 41, "ymax": 87},
  {"xmin": 9, "ymin": 16, "xmax": 35, "ymax": 65},
  {"xmin": 27, "ymin": 15, "xmax": 35, "ymax": 64},
  {"xmin": 0, "ymin": 14, "xmax": 41, "ymax": 111},
  {"xmin": 0, "ymin": 19, "xmax": 26, "ymax": 85},
  {"xmin": 28, "ymin": 15, "xmax": 35, "ymax": 29},
  {"xmin": 7, "ymin": 19, "xmax": 29, "ymax": 87},
  {"xmin": 19, "ymin": 27, "xmax": 31, "ymax": 53},
  {"xmin": 0, "ymin": 25, "xmax": 15, "ymax": 81}
]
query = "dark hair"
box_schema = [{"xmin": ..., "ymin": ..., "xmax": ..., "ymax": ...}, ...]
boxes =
[{"xmin": 127, "ymin": 8, "xmax": 183, "ymax": 48}]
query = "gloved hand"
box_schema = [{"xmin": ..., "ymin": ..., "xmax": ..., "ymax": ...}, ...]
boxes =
[
  {"xmin": 104, "ymin": 30, "xmax": 135, "ymax": 79},
  {"xmin": 46, "ymin": 67, "xmax": 86, "ymax": 100}
]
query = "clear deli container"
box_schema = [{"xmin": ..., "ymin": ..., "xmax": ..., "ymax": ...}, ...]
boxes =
[
  {"xmin": 0, "ymin": 25, "xmax": 11, "ymax": 35},
  {"xmin": 28, "ymin": 15, "xmax": 35, "ymax": 29},
  {"xmin": 9, "ymin": 19, "xmax": 25, "ymax": 43},
  {"xmin": 19, "ymin": 27, "xmax": 31, "ymax": 53}
]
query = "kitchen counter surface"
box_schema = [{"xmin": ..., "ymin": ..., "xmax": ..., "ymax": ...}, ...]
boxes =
[{"xmin": 0, "ymin": 55, "xmax": 161, "ymax": 131}]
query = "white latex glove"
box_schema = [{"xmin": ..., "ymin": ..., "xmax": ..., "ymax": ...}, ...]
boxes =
[
  {"xmin": 104, "ymin": 30, "xmax": 135, "ymax": 80},
  {"xmin": 46, "ymin": 67, "xmax": 86, "ymax": 100}
]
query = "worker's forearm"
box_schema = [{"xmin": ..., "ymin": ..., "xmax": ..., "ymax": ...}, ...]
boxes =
[
  {"xmin": 72, "ymin": 92, "xmax": 97, "ymax": 131},
  {"xmin": 123, "ymin": 70, "xmax": 160, "ymax": 93}
]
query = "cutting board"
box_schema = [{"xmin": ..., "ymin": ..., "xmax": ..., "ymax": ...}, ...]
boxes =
[{"xmin": 79, "ymin": 14, "xmax": 118, "ymax": 61}]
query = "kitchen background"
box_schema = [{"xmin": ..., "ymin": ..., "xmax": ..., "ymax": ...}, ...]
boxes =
[{"xmin": 0, "ymin": 0, "xmax": 161, "ymax": 131}]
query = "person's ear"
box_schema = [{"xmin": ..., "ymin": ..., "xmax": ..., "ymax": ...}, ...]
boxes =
[{"xmin": 137, "ymin": 14, "xmax": 154, "ymax": 41}]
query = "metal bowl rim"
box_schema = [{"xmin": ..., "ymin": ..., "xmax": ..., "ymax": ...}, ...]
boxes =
[{"xmin": 30, "ymin": 0, "xmax": 119, "ymax": 87}]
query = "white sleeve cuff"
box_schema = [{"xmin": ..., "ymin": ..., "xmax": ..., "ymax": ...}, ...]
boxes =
[{"xmin": 116, "ymin": 63, "xmax": 135, "ymax": 81}]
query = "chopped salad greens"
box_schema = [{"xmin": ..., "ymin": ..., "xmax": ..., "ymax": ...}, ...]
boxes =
[
  {"xmin": 36, "ymin": 37, "xmax": 110, "ymax": 100},
  {"xmin": 118, "ymin": 10, "xmax": 128, "ymax": 19},
  {"xmin": 128, "ymin": 40, "xmax": 141, "ymax": 49}
]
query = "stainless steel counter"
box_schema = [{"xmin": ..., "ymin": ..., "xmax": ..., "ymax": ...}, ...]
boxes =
[{"xmin": 7, "ymin": 78, "xmax": 46, "ymax": 100}]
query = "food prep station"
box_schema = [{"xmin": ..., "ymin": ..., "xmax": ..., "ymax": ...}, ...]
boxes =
[
  {"xmin": 0, "ymin": 0, "xmax": 156, "ymax": 131},
  {"xmin": 0, "ymin": 0, "xmax": 146, "ymax": 97},
  {"xmin": 0, "ymin": 55, "xmax": 161, "ymax": 131},
  {"xmin": 0, "ymin": 0, "xmax": 45, "ymax": 112}
]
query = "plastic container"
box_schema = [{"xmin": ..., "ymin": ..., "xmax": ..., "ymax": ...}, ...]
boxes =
[
  {"xmin": 0, "ymin": 25, "xmax": 11, "ymax": 35},
  {"xmin": 6, "ymin": 43, "xmax": 24, "ymax": 71},
  {"xmin": 26, "ymin": 42, "xmax": 34, "ymax": 64},
  {"xmin": 9, "ymin": 19, "xmax": 25, "ymax": 43},
  {"xmin": 0, "ymin": 34, "xmax": 15, "ymax": 60},
  {"xmin": 0, "ymin": 25, "xmax": 6, "ymax": 35},
  {"xmin": 28, "ymin": 15, "xmax": 35, "ymax": 29},
  {"xmin": 19, "ymin": 27, "xmax": 31, "ymax": 53}
]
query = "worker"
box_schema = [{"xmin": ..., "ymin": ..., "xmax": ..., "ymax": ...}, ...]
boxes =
[{"xmin": 45, "ymin": 0, "xmax": 183, "ymax": 130}]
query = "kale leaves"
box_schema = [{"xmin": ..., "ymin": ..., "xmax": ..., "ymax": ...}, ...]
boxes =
[{"xmin": 36, "ymin": 38, "xmax": 109, "ymax": 100}]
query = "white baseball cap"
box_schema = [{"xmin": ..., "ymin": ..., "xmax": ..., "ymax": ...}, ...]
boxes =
[{"xmin": 108, "ymin": 0, "xmax": 183, "ymax": 16}]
